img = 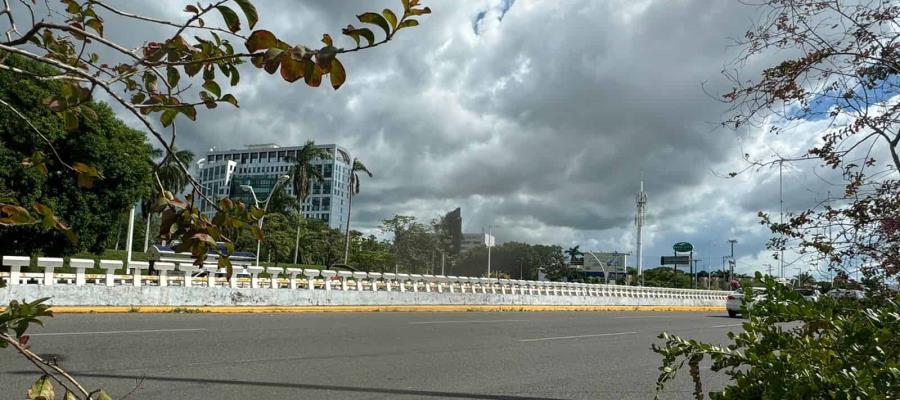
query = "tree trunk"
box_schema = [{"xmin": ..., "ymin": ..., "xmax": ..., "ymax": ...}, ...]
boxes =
[
  {"xmin": 293, "ymin": 220, "xmax": 301, "ymax": 265},
  {"xmin": 343, "ymin": 191, "xmax": 353, "ymax": 264}
]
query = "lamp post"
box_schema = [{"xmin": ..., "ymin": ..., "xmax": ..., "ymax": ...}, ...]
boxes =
[
  {"xmin": 727, "ymin": 239, "xmax": 737, "ymax": 283},
  {"xmin": 241, "ymin": 175, "xmax": 290, "ymax": 267}
]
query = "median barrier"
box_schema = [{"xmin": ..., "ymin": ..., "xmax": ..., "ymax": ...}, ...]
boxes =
[{"xmin": 0, "ymin": 255, "xmax": 730, "ymax": 308}]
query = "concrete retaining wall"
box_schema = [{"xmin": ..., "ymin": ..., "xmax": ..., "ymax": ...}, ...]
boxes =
[{"xmin": 0, "ymin": 285, "xmax": 725, "ymax": 307}]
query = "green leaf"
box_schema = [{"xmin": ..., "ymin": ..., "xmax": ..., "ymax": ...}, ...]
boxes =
[
  {"xmin": 358, "ymin": 12, "xmax": 391, "ymax": 36},
  {"xmin": 216, "ymin": 5, "xmax": 241, "ymax": 33},
  {"xmin": 26, "ymin": 375, "xmax": 54, "ymax": 400},
  {"xmin": 178, "ymin": 105, "xmax": 197, "ymax": 121},
  {"xmin": 131, "ymin": 92, "xmax": 146, "ymax": 104},
  {"xmin": 356, "ymin": 27, "xmax": 376, "ymax": 46},
  {"xmin": 280, "ymin": 55, "xmax": 304, "ymax": 82},
  {"xmin": 396, "ymin": 19, "xmax": 419, "ymax": 30},
  {"xmin": 245, "ymin": 30, "xmax": 277, "ymax": 52},
  {"xmin": 383, "ymin": 9, "xmax": 398, "ymax": 30},
  {"xmin": 85, "ymin": 18, "xmax": 103, "ymax": 36},
  {"xmin": 96, "ymin": 390, "xmax": 112, "ymax": 400},
  {"xmin": 234, "ymin": 0, "xmax": 259, "ymax": 30},
  {"xmin": 184, "ymin": 5, "xmax": 199, "ymax": 13},
  {"xmin": 202, "ymin": 80, "xmax": 221, "ymax": 97},
  {"xmin": 64, "ymin": 390, "xmax": 77, "ymax": 400},
  {"xmin": 330, "ymin": 58, "xmax": 346, "ymax": 90},
  {"xmin": 229, "ymin": 65, "xmax": 240, "ymax": 86},
  {"xmin": 72, "ymin": 162, "xmax": 100, "ymax": 177},
  {"xmin": 166, "ymin": 66, "xmax": 180, "ymax": 88},
  {"xmin": 221, "ymin": 94, "xmax": 239, "ymax": 107},
  {"xmin": 160, "ymin": 109, "xmax": 178, "ymax": 127},
  {"xmin": 62, "ymin": 110, "xmax": 78, "ymax": 131}
]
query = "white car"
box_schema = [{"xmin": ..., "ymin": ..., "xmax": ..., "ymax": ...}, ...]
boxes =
[{"xmin": 726, "ymin": 287, "xmax": 766, "ymax": 318}]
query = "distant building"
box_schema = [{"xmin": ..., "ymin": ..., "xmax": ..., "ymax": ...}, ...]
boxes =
[
  {"xmin": 439, "ymin": 208, "xmax": 462, "ymax": 255},
  {"xmin": 581, "ymin": 251, "xmax": 628, "ymax": 279},
  {"xmin": 460, "ymin": 232, "xmax": 495, "ymax": 253},
  {"xmin": 196, "ymin": 143, "xmax": 352, "ymax": 230}
]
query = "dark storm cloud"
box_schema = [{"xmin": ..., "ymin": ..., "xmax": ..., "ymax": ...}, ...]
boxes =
[{"xmin": 68, "ymin": 1, "xmax": 840, "ymax": 268}]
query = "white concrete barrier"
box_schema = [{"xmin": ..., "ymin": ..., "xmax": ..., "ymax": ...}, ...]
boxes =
[{"xmin": 0, "ymin": 256, "xmax": 730, "ymax": 308}]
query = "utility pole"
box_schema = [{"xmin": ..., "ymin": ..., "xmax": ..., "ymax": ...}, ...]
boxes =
[
  {"xmin": 441, "ymin": 252, "xmax": 445, "ymax": 276},
  {"xmin": 728, "ymin": 239, "xmax": 737, "ymax": 283},
  {"xmin": 691, "ymin": 259, "xmax": 700, "ymax": 289},
  {"xmin": 635, "ymin": 174, "xmax": 648, "ymax": 286}
]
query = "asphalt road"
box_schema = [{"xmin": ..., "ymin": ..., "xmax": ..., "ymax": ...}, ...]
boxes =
[{"xmin": 0, "ymin": 311, "xmax": 741, "ymax": 399}]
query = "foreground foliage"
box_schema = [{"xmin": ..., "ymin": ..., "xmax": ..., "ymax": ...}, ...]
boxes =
[
  {"xmin": 1, "ymin": 298, "xmax": 114, "ymax": 399},
  {"xmin": 653, "ymin": 275, "xmax": 899, "ymax": 399}
]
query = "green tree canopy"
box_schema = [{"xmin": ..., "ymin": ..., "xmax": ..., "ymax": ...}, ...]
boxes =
[{"xmin": 0, "ymin": 55, "xmax": 154, "ymax": 255}]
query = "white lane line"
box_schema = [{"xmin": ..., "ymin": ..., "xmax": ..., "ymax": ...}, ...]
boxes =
[
  {"xmin": 409, "ymin": 319, "xmax": 531, "ymax": 325},
  {"xmin": 519, "ymin": 331, "xmax": 637, "ymax": 342},
  {"xmin": 710, "ymin": 324, "xmax": 742, "ymax": 328},
  {"xmin": 30, "ymin": 328, "xmax": 206, "ymax": 336}
]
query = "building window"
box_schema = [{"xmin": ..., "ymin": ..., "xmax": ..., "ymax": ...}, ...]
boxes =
[{"xmin": 324, "ymin": 164, "xmax": 332, "ymax": 178}]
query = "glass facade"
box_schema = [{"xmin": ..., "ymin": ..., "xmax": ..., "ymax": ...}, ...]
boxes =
[{"xmin": 197, "ymin": 144, "xmax": 352, "ymax": 230}]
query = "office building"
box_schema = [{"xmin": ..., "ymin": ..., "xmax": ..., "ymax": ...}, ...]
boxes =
[{"xmin": 196, "ymin": 143, "xmax": 352, "ymax": 230}]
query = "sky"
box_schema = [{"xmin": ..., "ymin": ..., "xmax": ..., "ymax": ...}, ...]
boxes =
[{"xmin": 80, "ymin": 0, "xmax": 861, "ymax": 279}]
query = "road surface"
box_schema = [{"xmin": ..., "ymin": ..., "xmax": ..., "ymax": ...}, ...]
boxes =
[{"xmin": 0, "ymin": 311, "xmax": 740, "ymax": 399}]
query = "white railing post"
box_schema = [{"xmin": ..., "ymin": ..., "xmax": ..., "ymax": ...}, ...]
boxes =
[
  {"xmin": 3, "ymin": 256, "xmax": 30, "ymax": 285},
  {"xmin": 351, "ymin": 271, "xmax": 367, "ymax": 291},
  {"xmin": 178, "ymin": 263, "xmax": 198, "ymax": 287},
  {"xmin": 422, "ymin": 275, "xmax": 434, "ymax": 293},
  {"xmin": 99, "ymin": 260, "xmax": 122, "ymax": 286},
  {"xmin": 320, "ymin": 270, "xmax": 337, "ymax": 290},
  {"xmin": 446, "ymin": 276, "xmax": 457, "ymax": 293},
  {"xmin": 155, "ymin": 262, "xmax": 175, "ymax": 287},
  {"xmin": 397, "ymin": 273, "xmax": 409, "ymax": 292},
  {"xmin": 368, "ymin": 272, "xmax": 382, "ymax": 291},
  {"xmin": 267, "ymin": 266, "xmax": 283, "ymax": 289},
  {"xmin": 202, "ymin": 263, "xmax": 218, "ymax": 287},
  {"xmin": 247, "ymin": 266, "xmax": 264, "ymax": 288},
  {"xmin": 69, "ymin": 258, "xmax": 93, "ymax": 286},
  {"xmin": 37, "ymin": 257, "xmax": 63, "ymax": 286},
  {"xmin": 130, "ymin": 261, "xmax": 150, "ymax": 287},
  {"xmin": 286, "ymin": 268, "xmax": 303, "ymax": 289},
  {"xmin": 303, "ymin": 269, "xmax": 320, "ymax": 290},
  {"xmin": 382, "ymin": 272, "xmax": 396, "ymax": 292},
  {"xmin": 337, "ymin": 271, "xmax": 352, "ymax": 291}
]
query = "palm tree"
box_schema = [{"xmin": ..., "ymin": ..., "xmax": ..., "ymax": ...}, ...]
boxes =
[
  {"xmin": 142, "ymin": 146, "xmax": 195, "ymax": 251},
  {"xmin": 286, "ymin": 141, "xmax": 330, "ymax": 264},
  {"xmin": 343, "ymin": 158, "xmax": 372, "ymax": 264},
  {"xmin": 565, "ymin": 245, "xmax": 583, "ymax": 265}
]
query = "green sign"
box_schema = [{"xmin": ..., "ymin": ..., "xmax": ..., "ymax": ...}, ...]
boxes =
[{"xmin": 673, "ymin": 242, "xmax": 693, "ymax": 252}]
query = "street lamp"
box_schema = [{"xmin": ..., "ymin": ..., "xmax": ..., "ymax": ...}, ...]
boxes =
[
  {"xmin": 241, "ymin": 175, "xmax": 290, "ymax": 267},
  {"xmin": 727, "ymin": 239, "xmax": 737, "ymax": 283}
]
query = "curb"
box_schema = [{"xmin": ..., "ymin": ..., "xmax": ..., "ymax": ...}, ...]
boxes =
[{"xmin": 37, "ymin": 305, "xmax": 726, "ymax": 314}]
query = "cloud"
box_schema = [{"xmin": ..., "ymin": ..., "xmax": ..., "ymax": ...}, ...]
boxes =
[{"xmin": 58, "ymin": 0, "xmax": 861, "ymax": 276}]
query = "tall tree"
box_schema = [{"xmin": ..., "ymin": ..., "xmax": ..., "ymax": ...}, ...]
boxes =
[
  {"xmin": 287, "ymin": 141, "xmax": 330, "ymax": 264},
  {"xmin": 343, "ymin": 158, "xmax": 372, "ymax": 264},
  {"xmin": 0, "ymin": 55, "xmax": 154, "ymax": 255},
  {"xmin": 565, "ymin": 245, "xmax": 583, "ymax": 265}
]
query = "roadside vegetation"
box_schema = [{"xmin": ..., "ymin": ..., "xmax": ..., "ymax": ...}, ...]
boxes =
[{"xmin": 653, "ymin": 0, "xmax": 900, "ymax": 398}]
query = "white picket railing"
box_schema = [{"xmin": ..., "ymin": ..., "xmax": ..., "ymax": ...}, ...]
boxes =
[{"xmin": 0, "ymin": 256, "xmax": 729, "ymax": 301}]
